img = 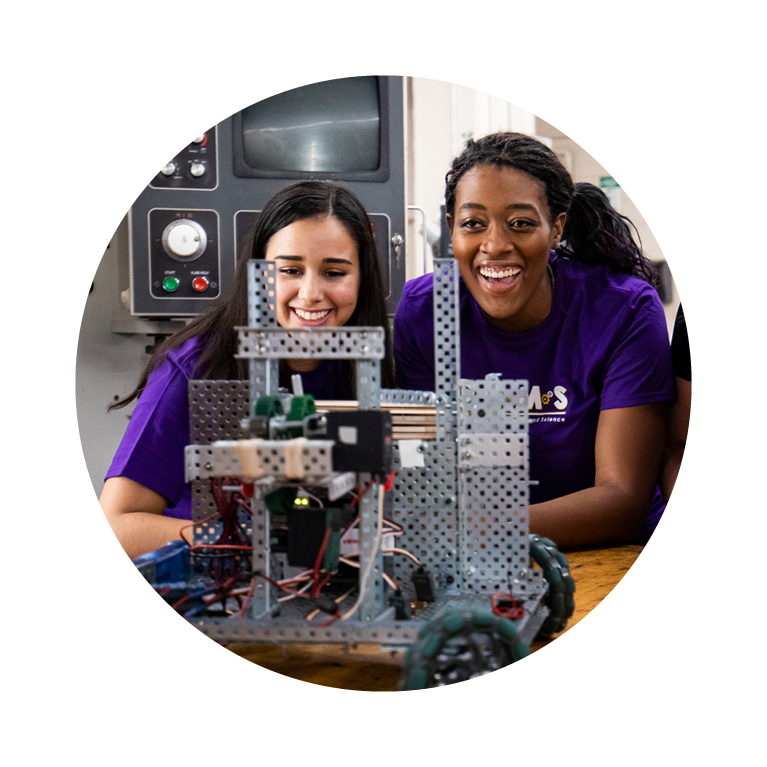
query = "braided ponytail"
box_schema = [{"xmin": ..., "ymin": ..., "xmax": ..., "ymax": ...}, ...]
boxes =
[
  {"xmin": 561, "ymin": 183, "xmax": 659, "ymax": 287},
  {"xmin": 445, "ymin": 132, "xmax": 659, "ymax": 286}
]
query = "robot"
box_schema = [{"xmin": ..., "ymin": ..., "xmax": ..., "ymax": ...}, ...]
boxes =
[{"xmin": 133, "ymin": 258, "xmax": 575, "ymax": 689}]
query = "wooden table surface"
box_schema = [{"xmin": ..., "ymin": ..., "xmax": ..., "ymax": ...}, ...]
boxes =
[{"xmin": 226, "ymin": 545, "xmax": 644, "ymax": 691}]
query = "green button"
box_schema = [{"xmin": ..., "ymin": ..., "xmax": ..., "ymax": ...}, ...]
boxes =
[{"xmin": 162, "ymin": 277, "xmax": 180, "ymax": 292}]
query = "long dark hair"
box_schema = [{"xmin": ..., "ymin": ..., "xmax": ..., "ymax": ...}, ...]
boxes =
[
  {"xmin": 111, "ymin": 180, "xmax": 394, "ymax": 410},
  {"xmin": 444, "ymin": 132, "xmax": 659, "ymax": 286}
]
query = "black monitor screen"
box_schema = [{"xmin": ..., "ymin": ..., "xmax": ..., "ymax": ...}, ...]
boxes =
[{"xmin": 239, "ymin": 77, "xmax": 381, "ymax": 173}]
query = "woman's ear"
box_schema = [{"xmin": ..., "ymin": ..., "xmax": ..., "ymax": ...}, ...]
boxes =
[
  {"xmin": 445, "ymin": 213, "xmax": 454, "ymax": 235},
  {"xmin": 551, "ymin": 212, "xmax": 566, "ymax": 248}
]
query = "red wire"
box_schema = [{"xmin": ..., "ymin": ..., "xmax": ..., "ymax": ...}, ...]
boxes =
[
  {"xmin": 351, "ymin": 481, "xmax": 374, "ymax": 506},
  {"xmin": 312, "ymin": 528, "xmax": 332, "ymax": 598},
  {"xmin": 239, "ymin": 577, "xmax": 256, "ymax": 625},
  {"xmin": 321, "ymin": 609, "xmax": 341, "ymax": 628},
  {"xmin": 190, "ymin": 545, "xmax": 253, "ymax": 551},
  {"xmin": 491, "ymin": 592, "xmax": 524, "ymax": 620},
  {"xmin": 256, "ymin": 573, "xmax": 313, "ymax": 599}
]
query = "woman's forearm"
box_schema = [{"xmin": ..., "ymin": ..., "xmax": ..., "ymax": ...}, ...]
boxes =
[
  {"xmin": 100, "ymin": 476, "xmax": 189, "ymax": 560},
  {"xmin": 659, "ymin": 442, "xmax": 685, "ymax": 503},
  {"xmin": 106, "ymin": 510, "xmax": 189, "ymax": 561},
  {"xmin": 529, "ymin": 482, "xmax": 651, "ymax": 551}
]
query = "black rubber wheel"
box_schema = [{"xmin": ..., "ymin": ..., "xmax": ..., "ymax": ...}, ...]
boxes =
[
  {"xmin": 398, "ymin": 607, "xmax": 530, "ymax": 690},
  {"xmin": 529, "ymin": 534, "xmax": 576, "ymax": 640}
]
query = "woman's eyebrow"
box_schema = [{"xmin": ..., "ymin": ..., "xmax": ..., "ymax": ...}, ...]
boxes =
[
  {"xmin": 274, "ymin": 255, "xmax": 303, "ymax": 261},
  {"xmin": 457, "ymin": 202, "xmax": 538, "ymax": 212},
  {"xmin": 322, "ymin": 258, "xmax": 353, "ymax": 265}
]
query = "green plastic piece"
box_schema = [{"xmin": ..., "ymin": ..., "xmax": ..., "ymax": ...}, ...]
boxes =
[
  {"xmin": 418, "ymin": 622, "xmax": 435, "ymax": 639},
  {"xmin": 418, "ymin": 633, "xmax": 443, "ymax": 659},
  {"xmin": 530, "ymin": 533, "xmax": 576, "ymax": 640},
  {"xmin": 441, "ymin": 611, "xmax": 466, "ymax": 635},
  {"xmin": 544, "ymin": 563, "xmax": 564, "ymax": 584},
  {"xmin": 470, "ymin": 609, "xmax": 495, "ymax": 627},
  {"xmin": 513, "ymin": 640, "xmax": 531, "ymax": 659},
  {"xmin": 255, "ymin": 395, "xmax": 283, "ymax": 418},
  {"xmin": 323, "ymin": 528, "xmax": 341, "ymax": 571},
  {"xmin": 264, "ymin": 487, "xmax": 297, "ymax": 514},
  {"xmin": 550, "ymin": 592, "xmax": 565, "ymax": 618},
  {"xmin": 407, "ymin": 666, "xmax": 429, "ymax": 690},
  {"xmin": 287, "ymin": 394, "xmax": 316, "ymax": 421},
  {"xmin": 495, "ymin": 617, "xmax": 518, "ymax": 640}
]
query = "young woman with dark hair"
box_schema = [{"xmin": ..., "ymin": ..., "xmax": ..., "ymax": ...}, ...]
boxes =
[
  {"xmin": 394, "ymin": 132, "xmax": 675, "ymax": 549},
  {"xmin": 102, "ymin": 180, "xmax": 394, "ymax": 559}
]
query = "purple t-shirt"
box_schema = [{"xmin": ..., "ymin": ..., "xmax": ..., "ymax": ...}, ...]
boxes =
[
  {"xmin": 393, "ymin": 257, "xmax": 675, "ymax": 540},
  {"xmin": 106, "ymin": 337, "xmax": 346, "ymax": 520}
]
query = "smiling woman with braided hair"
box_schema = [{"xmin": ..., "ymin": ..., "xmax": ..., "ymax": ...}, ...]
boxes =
[{"xmin": 394, "ymin": 132, "xmax": 675, "ymax": 549}]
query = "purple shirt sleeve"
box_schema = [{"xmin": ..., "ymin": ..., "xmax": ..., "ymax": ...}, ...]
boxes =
[
  {"xmin": 600, "ymin": 284, "xmax": 675, "ymax": 411},
  {"xmin": 105, "ymin": 340, "xmax": 197, "ymax": 509}
]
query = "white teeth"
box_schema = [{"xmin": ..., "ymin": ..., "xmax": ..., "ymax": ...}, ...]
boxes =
[
  {"xmin": 479, "ymin": 266, "xmax": 521, "ymax": 279},
  {"xmin": 294, "ymin": 308, "xmax": 331, "ymax": 321}
]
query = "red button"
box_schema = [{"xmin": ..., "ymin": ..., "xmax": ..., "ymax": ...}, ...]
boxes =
[{"xmin": 192, "ymin": 277, "xmax": 209, "ymax": 292}]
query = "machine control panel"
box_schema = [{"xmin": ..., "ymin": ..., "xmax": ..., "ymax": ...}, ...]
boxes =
[
  {"xmin": 148, "ymin": 209, "xmax": 220, "ymax": 300},
  {"xmin": 149, "ymin": 127, "xmax": 218, "ymax": 191}
]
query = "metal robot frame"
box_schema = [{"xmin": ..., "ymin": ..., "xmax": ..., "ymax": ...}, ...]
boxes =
[{"xmin": 148, "ymin": 257, "xmax": 573, "ymax": 685}]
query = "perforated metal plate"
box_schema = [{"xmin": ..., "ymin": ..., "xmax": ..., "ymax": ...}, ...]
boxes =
[
  {"xmin": 193, "ymin": 588, "xmax": 549, "ymax": 647},
  {"xmin": 457, "ymin": 376, "xmax": 535, "ymax": 597},
  {"xmin": 432, "ymin": 258, "xmax": 460, "ymax": 399},
  {"xmin": 432, "ymin": 260, "xmax": 460, "ymax": 460},
  {"xmin": 458, "ymin": 434, "xmax": 528, "ymax": 469},
  {"xmin": 247, "ymin": 260, "xmax": 277, "ymax": 328},
  {"xmin": 236, "ymin": 327, "xmax": 385, "ymax": 359},
  {"xmin": 188, "ymin": 381, "xmax": 251, "ymax": 546},
  {"xmin": 247, "ymin": 260, "xmax": 278, "ymax": 399},
  {"xmin": 379, "ymin": 389, "xmax": 436, "ymax": 406},
  {"xmin": 186, "ymin": 440, "xmax": 335, "ymax": 480},
  {"xmin": 389, "ymin": 437, "xmax": 460, "ymax": 597},
  {"xmin": 356, "ymin": 359, "xmax": 381, "ymax": 410}
]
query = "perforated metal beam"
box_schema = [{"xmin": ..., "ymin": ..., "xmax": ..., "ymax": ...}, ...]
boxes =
[{"xmin": 236, "ymin": 327, "xmax": 385, "ymax": 359}]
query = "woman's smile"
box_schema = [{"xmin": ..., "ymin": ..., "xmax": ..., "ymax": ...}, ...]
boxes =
[{"xmin": 290, "ymin": 307, "xmax": 333, "ymax": 325}]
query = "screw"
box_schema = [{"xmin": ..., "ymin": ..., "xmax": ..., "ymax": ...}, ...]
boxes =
[
  {"xmin": 204, "ymin": 462, "xmax": 213, "ymax": 471},
  {"xmin": 463, "ymin": 451, "xmax": 472, "ymax": 460}
]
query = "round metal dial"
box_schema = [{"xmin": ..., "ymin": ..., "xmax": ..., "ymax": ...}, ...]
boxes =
[
  {"xmin": 161, "ymin": 162, "xmax": 176, "ymax": 176},
  {"xmin": 190, "ymin": 162, "xmax": 206, "ymax": 178},
  {"xmin": 161, "ymin": 220, "xmax": 207, "ymax": 261}
]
